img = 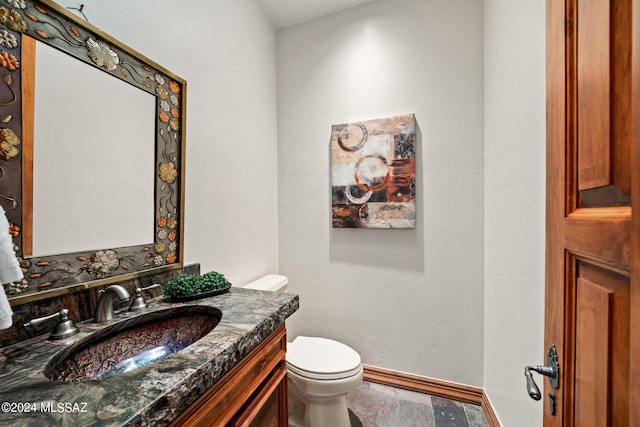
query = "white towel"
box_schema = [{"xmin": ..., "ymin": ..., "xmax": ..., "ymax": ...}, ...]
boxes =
[
  {"xmin": 0, "ymin": 288, "xmax": 12, "ymax": 329},
  {"xmin": 0, "ymin": 205, "xmax": 23, "ymax": 330}
]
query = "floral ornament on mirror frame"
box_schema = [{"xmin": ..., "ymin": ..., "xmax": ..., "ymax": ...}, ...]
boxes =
[
  {"xmin": 86, "ymin": 38, "xmax": 119, "ymax": 71},
  {"xmin": 6, "ymin": 0, "xmax": 26, "ymax": 10},
  {"xmin": 87, "ymin": 249, "xmax": 120, "ymax": 279},
  {"xmin": 0, "ymin": 128, "xmax": 19, "ymax": 160},
  {"xmin": 158, "ymin": 162, "xmax": 177, "ymax": 184},
  {"xmin": 0, "ymin": 30, "xmax": 17, "ymax": 49},
  {"xmin": 0, "ymin": 7, "xmax": 26, "ymax": 32}
]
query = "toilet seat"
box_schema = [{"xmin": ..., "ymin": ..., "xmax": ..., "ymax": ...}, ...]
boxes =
[{"xmin": 286, "ymin": 336, "xmax": 362, "ymax": 380}]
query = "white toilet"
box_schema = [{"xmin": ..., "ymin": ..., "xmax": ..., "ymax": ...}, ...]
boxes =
[{"xmin": 243, "ymin": 275, "xmax": 363, "ymax": 427}]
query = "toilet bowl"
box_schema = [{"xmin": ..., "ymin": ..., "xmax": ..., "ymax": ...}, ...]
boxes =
[
  {"xmin": 242, "ymin": 275, "xmax": 363, "ymax": 427},
  {"xmin": 286, "ymin": 336, "xmax": 363, "ymax": 427}
]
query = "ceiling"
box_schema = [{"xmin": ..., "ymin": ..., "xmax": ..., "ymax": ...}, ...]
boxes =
[{"xmin": 257, "ymin": 0, "xmax": 373, "ymax": 29}]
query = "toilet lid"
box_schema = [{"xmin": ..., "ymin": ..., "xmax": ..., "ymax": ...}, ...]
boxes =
[{"xmin": 286, "ymin": 336, "xmax": 362, "ymax": 380}]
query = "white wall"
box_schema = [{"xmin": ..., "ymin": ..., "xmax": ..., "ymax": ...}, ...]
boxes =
[
  {"xmin": 484, "ymin": 0, "xmax": 546, "ymax": 425},
  {"xmin": 276, "ymin": 0, "xmax": 485, "ymax": 386},
  {"xmin": 50, "ymin": 1, "xmax": 547, "ymax": 423},
  {"xmin": 56, "ymin": 0, "xmax": 280, "ymax": 285}
]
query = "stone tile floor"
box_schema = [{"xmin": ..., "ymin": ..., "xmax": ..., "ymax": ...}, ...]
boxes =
[{"xmin": 346, "ymin": 381, "xmax": 490, "ymax": 427}]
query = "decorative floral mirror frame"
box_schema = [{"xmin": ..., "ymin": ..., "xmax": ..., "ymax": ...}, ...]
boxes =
[{"xmin": 0, "ymin": 0, "xmax": 186, "ymax": 304}]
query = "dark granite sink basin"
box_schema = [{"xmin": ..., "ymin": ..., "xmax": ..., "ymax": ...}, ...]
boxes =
[{"xmin": 45, "ymin": 305, "xmax": 222, "ymax": 382}]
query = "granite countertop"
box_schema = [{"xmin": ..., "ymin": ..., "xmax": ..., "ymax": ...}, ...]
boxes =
[{"xmin": 0, "ymin": 287, "xmax": 299, "ymax": 426}]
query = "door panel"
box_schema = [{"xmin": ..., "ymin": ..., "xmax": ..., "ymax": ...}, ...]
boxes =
[
  {"xmin": 576, "ymin": 0, "xmax": 632, "ymax": 204},
  {"xmin": 611, "ymin": 0, "xmax": 632, "ymax": 197},
  {"xmin": 577, "ymin": 0, "xmax": 610, "ymax": 190},
  {"xmin": 574, "ymin": 263, "xmax": 629, "ymax": 427}
]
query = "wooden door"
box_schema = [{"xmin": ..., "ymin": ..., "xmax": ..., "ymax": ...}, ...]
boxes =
[{"xmin": 545, "ymin": 0, "xmax": 639, "ymax": 425}]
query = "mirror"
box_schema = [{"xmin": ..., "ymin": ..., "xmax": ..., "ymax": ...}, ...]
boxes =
[
  {"xmin": 0, "ymin": 0, "xmax": 186, "ymax": 304},
  {"xmin": 31, "ymin": 40, "xmax": 155, "ymax": 257}
]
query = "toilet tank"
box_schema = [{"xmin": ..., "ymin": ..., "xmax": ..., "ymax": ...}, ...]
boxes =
[{"xmin": 242, "ymin": 274, "xmax": 288, "ymax": 292}]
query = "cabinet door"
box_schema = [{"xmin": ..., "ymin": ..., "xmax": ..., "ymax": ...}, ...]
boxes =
[
  {"xmin": 230, "ymin": 363, "xmax": 288, "ymax": 427},
  {"xmin": 169, "ymin": 326, "xmax": 287, "ymax": 427}
]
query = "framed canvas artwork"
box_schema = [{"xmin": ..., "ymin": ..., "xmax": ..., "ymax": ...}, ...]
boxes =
[{"xmin": 331, "ymin": 114, "xmax": 416, "ymax": 228}]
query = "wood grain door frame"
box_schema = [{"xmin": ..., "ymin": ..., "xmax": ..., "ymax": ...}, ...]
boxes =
[
  {"xmin": 545, "ymin": 1, "xmax": 570, "ymax": 423},
  {"xmin": 631, "ymin": 0, "xmax": 640, "ymax": 420}
]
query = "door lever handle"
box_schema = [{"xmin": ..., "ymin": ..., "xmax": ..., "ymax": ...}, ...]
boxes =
[
  {"xmin": 524, "ymin": 365, "xmax": 556, "ymax": 400},
  {"xmin": 524, "ymin": 345, "xmax": 560, "ymax": 401}
]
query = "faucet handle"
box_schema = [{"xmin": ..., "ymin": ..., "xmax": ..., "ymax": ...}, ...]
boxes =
[
  {"xmin": 24, "ymin": 309, "xmax": 79, "ymax": 340},
  {"xmin": 129, "ymin": 284, "xmax": 161, "ymax": 311},
  {"xmin": 141, "ymin": 283, "xmax": 162, "ymax": 292}
]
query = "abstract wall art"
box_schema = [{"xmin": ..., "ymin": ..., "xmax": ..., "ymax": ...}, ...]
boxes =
[{"xmin": 331, "ymin": 114, "xmax": 416, "ymax": 228}]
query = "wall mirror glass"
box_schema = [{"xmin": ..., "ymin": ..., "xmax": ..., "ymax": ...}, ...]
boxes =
[
  {"xmin": 0, "ymin": 0, "xmax": 186, "ymax": 304},
  {"xmin": 31, "ymin": 40, "xmax": 155, "ymax": 257}
]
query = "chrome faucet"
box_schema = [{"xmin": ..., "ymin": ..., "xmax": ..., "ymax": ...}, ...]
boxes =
[{"xmin": 94, "ymin": 285, "xmax": 130, "ymax": 322}]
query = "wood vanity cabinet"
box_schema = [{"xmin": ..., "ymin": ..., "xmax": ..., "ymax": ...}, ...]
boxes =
[{"xmin": 169, "ymin": 325, "xmax": 288, "ymax": 427}]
